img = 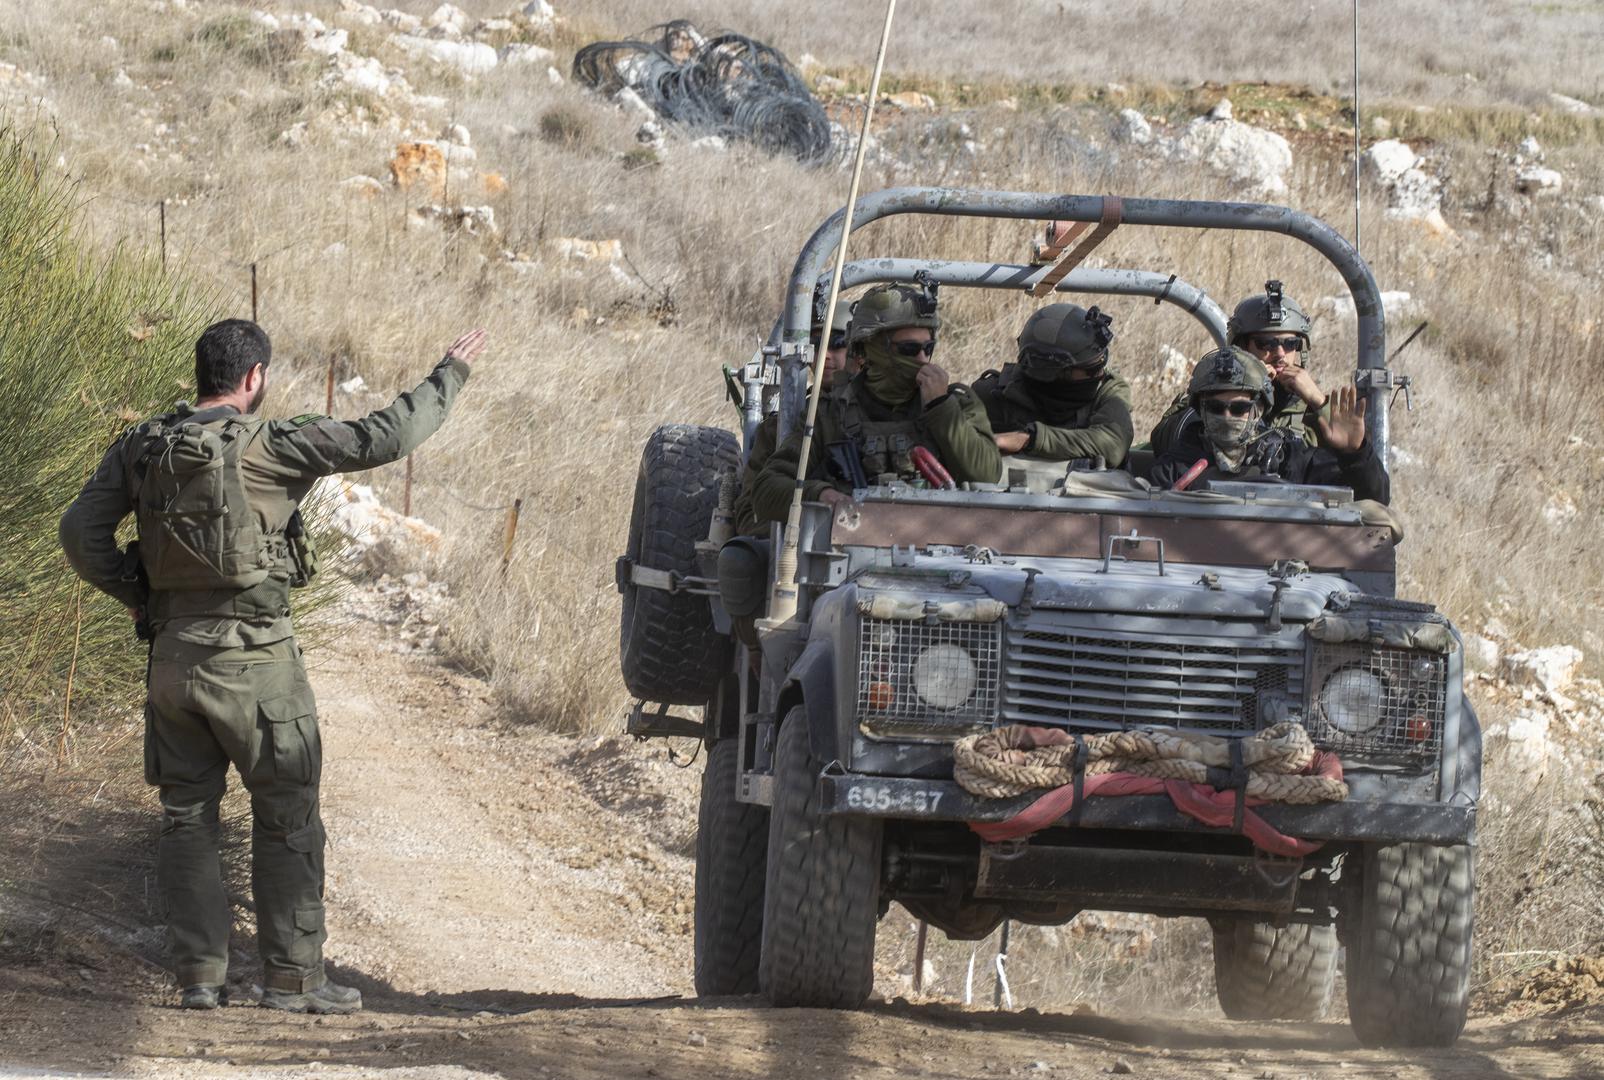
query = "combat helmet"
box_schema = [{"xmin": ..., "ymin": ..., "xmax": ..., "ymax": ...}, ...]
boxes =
[
  {"xmin": 1015, "ymin": 303, "xmax": 1113, "ymax": 379},
  {"xmin": 1226, "ymin": 279, "xmax": 1313, "ymax": 347},
  {"xmin": 1187, "ymin": 346, "xmax": 1274, "ymax": 411},
  {"xmin": 812, "ymin": 295, "xmax": 855, "ymax": 339},
  {"xmin": 846, "ymin": 280, "xmax": 940, "ymax": 348}
]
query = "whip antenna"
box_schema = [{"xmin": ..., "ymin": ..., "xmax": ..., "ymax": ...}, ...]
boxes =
[
  {"xmin": 1352, "ymin": 0, "xmax": 1361, "ymax": 253},
  {"xmin": 766, "ymin": 0, "xmax": 898, "ymax": 624}
]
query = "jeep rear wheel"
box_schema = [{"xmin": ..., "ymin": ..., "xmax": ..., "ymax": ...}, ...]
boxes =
[
  {"xmin": 694, "ymin": 739, "xmax": 768, "ymax": 996},
  {"xmin": 1345, "ymin": 841, "xmax": 1474, "ymax": 1047},
  {"xmin": 619, "ymin": 424, "xmax": 739, "ymax": 705},
  {"xmin": 1212, "ymin": 920, "xmax": 1336, "ymax": 1021},
  {"xmin": 759, "ymin": 707, "xmax": 883, "ymax": 1008}
]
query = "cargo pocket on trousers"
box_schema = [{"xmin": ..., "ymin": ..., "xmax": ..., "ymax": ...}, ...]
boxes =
[
  {"xmin": 260, "ymin": 692, "xmax": 319, "ymax": 785},
  {"xmin": 291, "ymin": 904, "xmax": 326, "ymax": 970},
  {"xmin": 142, "ymin": 703, "xmax": 160, "ymax": 786}
]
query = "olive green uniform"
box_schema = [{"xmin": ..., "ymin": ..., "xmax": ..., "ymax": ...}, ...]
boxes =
[
  {"xmin": 972, "ymin": 365, "xmax": 1135, "ymax": 465},
  {"xmin": 733, "ymin": 410, "xmax": 780, "ymax": 536},
  {"xmin": 749, "ymin": 372, "xmax": 1000, "ymax": 525},
  {"xmin": 59, "ymin": 357, "xmax": 470, "ymax": 992}
]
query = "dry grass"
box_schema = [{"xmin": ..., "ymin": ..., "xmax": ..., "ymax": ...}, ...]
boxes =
[{"xmin": 3, "ymin": 0, "xmax": 1603, "ymax": 1009}]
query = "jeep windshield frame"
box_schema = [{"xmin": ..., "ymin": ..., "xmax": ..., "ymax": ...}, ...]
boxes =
[{"xmin": 777, "ymin": 187, "xmax": 1390, "ymax": 470}]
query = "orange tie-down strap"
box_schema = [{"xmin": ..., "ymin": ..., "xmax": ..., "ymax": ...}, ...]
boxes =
[{"xmin": 1030, "ymin": 196, "xmax": 1124, "ymax": 298}]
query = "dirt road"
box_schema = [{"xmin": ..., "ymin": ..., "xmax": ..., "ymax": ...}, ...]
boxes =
[{"xmin": 3, "ymin": 587, "xmax": 1600, "ymax": 1079}]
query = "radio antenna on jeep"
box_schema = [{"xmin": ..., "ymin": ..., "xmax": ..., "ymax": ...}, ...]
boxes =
[
  {"xmin": 1352, "ymin": 0, "xmax": 1362, "ymax": 253},
  {"xmin": 766, "ymin": 0, "xmax": 899, "ymax": 624}
]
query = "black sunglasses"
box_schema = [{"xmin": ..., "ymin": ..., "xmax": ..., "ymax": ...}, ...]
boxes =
[
  {"xmin": 1202, "ymin": 398, "xmax": 1258, "ymax": 418},
  {"xmin": 1250, "ymin": 335, "xmax": 1302, "ymax": 353},
  {"xmin": 813, "ymin": 329, "xmax": 848, "ymax": 350},
  {"xmin": 1021, "ymin": 346, "xmax": 1106, "ymax": 371},
  {"xmin": 891, "ymin": 339, "xmax": 937, "ymax": 358}
]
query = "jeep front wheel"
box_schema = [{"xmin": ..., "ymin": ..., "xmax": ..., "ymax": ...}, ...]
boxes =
[
  {"xmin": 693, "ymin": 739, "xmax": 768, "ymax": 996},
  {"xmin": 759, "ymin": 707, "xmax": 883, "ymax": 1008},
  {"xmin": 1212, "ymin": 920, "xmax": 1336, "ymax": 1021},
  {"xmin": 1345, "ymin": 841, "xmax": 1474, "ymax": 1047}
]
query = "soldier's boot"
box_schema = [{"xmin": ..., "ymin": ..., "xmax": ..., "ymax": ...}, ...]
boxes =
[
  {"xmin": 180, "ymin": 985, "xmax": 229, "ymax": 1010},
  {"xmin": 259, "ymin": 980, "xmax": 362, "ymax": 1015}
]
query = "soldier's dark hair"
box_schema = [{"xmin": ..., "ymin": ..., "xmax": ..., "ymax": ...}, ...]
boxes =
[{"xmin": 195, "ymin": 319, "xmax": 271, "ymax": 398}]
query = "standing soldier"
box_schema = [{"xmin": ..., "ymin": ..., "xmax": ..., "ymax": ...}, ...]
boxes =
[
  {"xmin": 973, "ymin": 303, "xmax": 1134, "ymax": 466},
  {"xmin": 1150, "ymin": 280, "xmax": 1327, "ymax": 452},
  {"xmin": 750, "ymin": 281, "xmax": 1000, "ymax": 524},
  {"xmin": 58, "ymin": 319, "xmax": 487, "ymax": 1014}
]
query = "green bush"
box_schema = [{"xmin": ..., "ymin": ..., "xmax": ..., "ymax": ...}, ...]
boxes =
[{"xmin": 0, "ymin": 125, "xmax": 219, "ymax": 727}]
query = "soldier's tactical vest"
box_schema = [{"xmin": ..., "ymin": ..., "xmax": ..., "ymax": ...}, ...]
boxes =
[
  {"xmin": 131, "ymin": 412, "xmax": 308, "ymax": 622},
  {"xmin": 831, "ymin": 382, "xmax": 939, "ymax": 483}
]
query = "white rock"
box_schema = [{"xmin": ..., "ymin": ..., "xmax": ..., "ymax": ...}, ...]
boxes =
[
  {"xmin": 612, "ymin": 86, "xmax": 658, "ymax": 123},
  {"xmin": 112, "ymin": 68, "xmax": 134, "ymax": 89},
  {"xmin": 1114, "ymin": 108, "xmax": 1152, "ymax": 145},
  {"xmin": 1157, "ymin": 344, "xmax": 1189, "ymax": 388},
  {"xmin": 338, "ymin": 375, "xmax": 367, "ymax": 394},
  {"xmin": 547, "ymin": 65, "xmax": 564, "ymax": 85},
  {"xmin": 1517, "ymin": 135, "xmax": 1542, "ymax": 158},
  {"xmin": 305, "ymin": 28, "xmax": 349, "ymax": 56},
  {"xmin": 796, "ymin": 52, "xmax": 820, "ymax": 72},
  {"xmin": 411, "ymin": 203, "xmax": 497, "ymax": 235},
  {"xmin": 1498, "ymin": 708, "xmax": 1554, "ymax": 770},
  {"xmin": 690, "ymin": 134, "xmax": 727, "ymax": 152},
  {"xmin": 427, "ymin": 3, "xmax": 471, "ymax": 32},
  {"xmin": 636, "ymin": 120, "xmax": 664, "ymax": 147},
  {"xmin": 1542, "ymin": 490, "xmax": 1578, "ymax": 526},
  {"xmin": 1316, "ymin": 290, "xmax": 1414, "ymax": 321},
  {"xmin": 1370, "ymin": 116, "xmax": 1392, "ymax": 136},
  {"xmin": 283, "ymin": 13, "xmax": 329, "ymax": 35},
  {"xmin": 249, "ymin": 10, "xmax": 280, "ymax": 31},
  {"xmin": 322, "ymin": 53, "xmax": 410, "ymax": 99},
  {"xmin": 1514, "ymin": 166, "xmax": 1563, "ymax": 194},
  {"xmin": 1548, "ymin": 92, "xmax": 1597, "ymax": 115},
  {"xmin": 425, "ymin": 22, "xmax": 462, "ymax": 41},
  {"xmin": 1206, "ymin": 97, "xmax": 1233, "ymax": 121},
  {"xmin": 499, "ymin": 42, "xmax": 555, "ymax": 66},
  {"xmin": 1502, "ymin": 645, "xmax": 1584, "ymax": 694},
  {"xmin": 328, "ymin": 479, "xmax": 442, "ymax": 551},
  {"xmin": 521, "ymin": 0, "xmax": 556, "ymax": 25},
  {"xmin": 1361, "ymin": 139, "xmax": 1419, "ymax": 186},
  {"xmin": 380, "ymin": 9, "xmax": 424, "ymax": 34},
  {"xmin": 337, "ymin": 1, "xmax": 384, "ymax": 27},
  {"xmin": 1171, "ymin": 117, "xmax": 1291, "ymax": 196},
  {"xmin": 443, "ymin": 121, "xmax": 471, "ymax": 146},
  {"xmin": 1464, "ymin": 634, "xmax": 1501, "ymax": 671},
  {"xmin": 475, "ymin": 17, "xmax": 516, "ymax": 37},
  {"xmin": 550, "ymin": 237, "xmax": 623, "ymax": 262},
  {"xmin": 392, "ymin": 35, "xmax": 498, "ymax": 76}
]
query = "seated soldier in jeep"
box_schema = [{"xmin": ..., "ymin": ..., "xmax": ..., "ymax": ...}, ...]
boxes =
[
  {"xmin": 972, "ymin": 303, "xmax": 1133, "ymax": 466},
  {"xmin": 734, "ymin": 295, "xmax": 857, "ymax": 535},
  {"xmin": 749, "ymin": 281, "xmax": 1000, "ymax": 523},
  {"xmin": 1149, "ymin": 346, "xmax": 1389, "ymax": 504},
  {"xmin": 1151, "ymin": 280, "xmax": 1328, "ymax": 453}
]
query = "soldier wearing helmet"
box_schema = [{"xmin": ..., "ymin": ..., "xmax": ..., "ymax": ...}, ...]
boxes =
[
  {"xmin": 1148, "ymin": 346, "xmax": 1388, "ymax": 503},
  {"xmin": 734, "ymin": 294, "xmax": 857, "ymax": 534},
  {"xmin": 972, "ymin": 303, "xmax": 1133, "ymax": 465},
  {"xmin": 750, "ymin": 281, "xmax": 1000, "ymax": 523},
  {"xmin": 1150, "ymin": 280, "xmax": 1329, "ymax": 452}
]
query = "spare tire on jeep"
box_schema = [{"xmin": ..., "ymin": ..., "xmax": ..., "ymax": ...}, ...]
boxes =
[{"xmin": 619, "ymin": 423, "xmax": 740, "ymax": 705}]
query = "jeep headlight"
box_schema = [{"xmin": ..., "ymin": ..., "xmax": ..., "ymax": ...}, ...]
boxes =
[
  {"xmin": 1318, "ymin": 667, "xmax": 1386, "ymax": 734},
  {"xmin": 912, "ymin": 644, "xmax": 977, "ymax": 710}
]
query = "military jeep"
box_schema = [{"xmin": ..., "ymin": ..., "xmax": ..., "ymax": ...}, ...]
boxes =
[{"xmin": 617, "ymin": 188, "xmax": 1479, "ymax": 1048}]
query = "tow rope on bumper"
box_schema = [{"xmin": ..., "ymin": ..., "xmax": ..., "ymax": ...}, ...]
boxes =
[{"xmin": 954, "ymin": 722, "xmax": 1346, "ymax": 857}]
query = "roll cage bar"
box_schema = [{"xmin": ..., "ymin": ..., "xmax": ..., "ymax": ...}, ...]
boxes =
[{"xmin": 768, "ymin": 187, "xmax": 1390, "ymax": 471}]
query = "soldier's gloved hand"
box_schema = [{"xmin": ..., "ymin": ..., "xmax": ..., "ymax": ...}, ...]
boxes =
[
  {"xmin": 1314, "ymin": 384, "xmax": 1368, "ymax": 452},
  {"xmin": 994, "ymin": 431, "xmax": 1031, "ymax": 455},
  {"xmin": 915, "ymin": 361, "xmax": 950, "ymax": 405},
  {"xmin": 444, "ymin": 328, "xmax": 489, "ymax": 369}
]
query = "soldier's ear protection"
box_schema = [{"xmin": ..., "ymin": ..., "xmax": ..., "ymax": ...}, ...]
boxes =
[{"xmin": 1264, "ymin": 279, "xmax": 1285, "ymax": 323}]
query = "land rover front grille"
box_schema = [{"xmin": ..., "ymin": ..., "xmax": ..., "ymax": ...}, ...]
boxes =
[{"xmin": 1003, "ymin": 625, "xmax": 1304, "ymax": 735}]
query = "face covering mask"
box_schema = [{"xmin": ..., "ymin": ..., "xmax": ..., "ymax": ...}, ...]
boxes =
[
  {"xmin": 863, "ymin": 338, "xmax": 925, "ymax": 406},
  {"xmin": 1024, "ymin": 373, "xmax": 1101, "ymax": 412},
  {"xmin": 1203, "ymin": 411, "xmax": 1258, "ymax": 471}
]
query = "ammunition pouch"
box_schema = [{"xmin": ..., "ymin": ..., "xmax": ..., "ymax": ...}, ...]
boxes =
[{"xmin": 285, "ymin": 509, "xmax": 318, "ymax": 589}]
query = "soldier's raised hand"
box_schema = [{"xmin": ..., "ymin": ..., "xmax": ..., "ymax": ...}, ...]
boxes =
[
  {"xmin": 1314, "ymin": 384, "xmax": 1367, "ymax": 453},
  {"xmin": 915, "ymin": 360, "xmax": 951, "ymax": 405},
  {"xmin": 445, "ymin": 328, "xmax": 489, "ymax": 368}
]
